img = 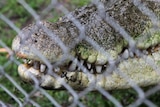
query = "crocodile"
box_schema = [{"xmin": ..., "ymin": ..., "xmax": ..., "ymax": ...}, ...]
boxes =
[{"xmin": 12, "ymin": 0, "xmax": 160, "ymax": 89}]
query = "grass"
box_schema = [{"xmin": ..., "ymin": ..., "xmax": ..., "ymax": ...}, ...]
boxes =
[{"xmin": 0, "ymin": 0, "xmax": 160, "ymax": 107}]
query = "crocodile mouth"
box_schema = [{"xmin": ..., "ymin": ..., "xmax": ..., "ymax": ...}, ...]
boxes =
[
  {"xmin": 19, "ymin": 56, "xmax": 109, "ymax": 75},
  {"xmin": 17, "ymin": 44, "xmax": 160, "ymax": 78}
]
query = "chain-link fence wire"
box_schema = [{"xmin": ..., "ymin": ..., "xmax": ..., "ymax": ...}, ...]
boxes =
[{"xmin": 1, "ymin": 0, "xmax": 160, "ymax": 106}]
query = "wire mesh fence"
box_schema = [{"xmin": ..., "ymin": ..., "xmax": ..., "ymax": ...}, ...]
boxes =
[{"xmin": 0, "ymin": 0, "xmax": 160, "ymax": 107}]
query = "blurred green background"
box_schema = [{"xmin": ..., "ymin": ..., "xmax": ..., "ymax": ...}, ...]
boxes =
[{"xmin": 0, "ymin": 0, "xmax": 160, "ymax": 107}]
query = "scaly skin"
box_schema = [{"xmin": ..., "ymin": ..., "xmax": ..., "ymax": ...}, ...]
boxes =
[
  {"xmin": 12, "ymin": 1, "xmax": 160, "ymax": 64},
  {"xmin": 12, "ymin": 1, "xmax": 160, "ymax": 89}
]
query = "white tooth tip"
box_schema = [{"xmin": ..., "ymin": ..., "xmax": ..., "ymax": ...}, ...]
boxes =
[
  {"xmin": 69, "ymin": 62, "xmax": 77, "ymax": 71},
  {"xmin": 80, "ymin": 60, "xmax": 84, "ymax": 65},
  {"xmin": 73, "ymin": 58, "xmax": 78, "ymax": 64},
  {"xmin": 40, "ymin": 64, "xmax": 46, "ymax": 72},
  {"xmin": 23, "ymin": 59, "xmax": 27, "ymax": 63},
  {"xmin": 28, "ymin": 60, "xmax": 33, "ymax": 64},
  {"xmin": 87, "ymin": 63, "xmax": 91, "ymax": 69},
  {"xmin": 129, "ymin": 51, "xmax": 134, "ymax": 58},
  {"xmin": 77, "ymin": 66, "xmax": 81, "ymax": 71},
  {"xmin": 69, "ymin": 58, "xmax": 78, "ymax": 71},
  {"xmin": 54, "ymin": 67, "xmax": 60, "ymax": 72},
  {"xmin": 96, "ymin": 66, "xmax": 102, "ymax": 73},
  {"xmin": 122, "ymin": 49, "xmax": 129, "ymax": 59}
]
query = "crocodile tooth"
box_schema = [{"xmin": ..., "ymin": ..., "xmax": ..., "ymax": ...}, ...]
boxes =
[
  {"xmin": 90, "ymin": 69, "xmax": 94, "ymax": 73},
  {"xmin": 28, "ymin": 60, "xmax": 33, "ymax": 65},
  {"xmin": 77, "ymin": 67, "xmax": 81, "ymax": 71},
  {"xmin": 80, "ymin": 60, "xmax": 84, "ymax": 66},
  {"xmin": 54, "ymin": 67, "xmax": 60, "ymax": 72},
  {"xmin": 69, "ymin": 58, "xmax": 78, "ymax": 71},
  {"xmin": 96, "ymin": 65, "xmax": 102, "ymax": 73},
  {"xmin": 122, "ymin": 49, "xmax": 129, "ymax": 59},
  {"xmin": 23, "ymin": 59, "xmax": 28, "ymax": 64},
  {"xmin": 77, "ymin": 59, "xmax": 85, "ymax": 71},
  {"xmin": 129, "ymin": 51, "xmax": 134, "ymax": 58},
  {"xmin": 33, "ymin": 61, "xmax": 40, "ymax": 70},
  {"xmin": 87, "ymin": 63, "xmax": 91, "ymax": 69},
  {"xmin": 40, "ymin": 64, "xmax": 46, "ymax": 72}
]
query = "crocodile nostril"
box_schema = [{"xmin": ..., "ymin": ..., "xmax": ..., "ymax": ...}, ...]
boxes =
[{"xmin": 34, "ymin": 39, "xmax": 38, "ymax": 43}]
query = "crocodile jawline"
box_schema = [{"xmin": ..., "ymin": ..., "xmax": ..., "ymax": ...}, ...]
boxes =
[{"xmin": 18, "ymin": 44, "xmax": 160, "ymax": 77}]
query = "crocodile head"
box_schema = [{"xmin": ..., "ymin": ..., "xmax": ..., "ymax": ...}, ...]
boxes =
[
  {"xmin": 12, "ymin": 1, "xmax": 160, "ymax": 77},
  {"xmin": 12, "ymin": 21, "xmax": 76, "ymax": 76},
  {"xmin": 12, "ymin": 20, "xmax": 114, "ymax": 76},
  {"xmin": 11, "ymin": 0, "xmax": 160, "ymax": 90},
  {"xmin": 11, "ymin": 20, "xmax": 160, "ymax": 90},
  {"xmin": 12, "ymin": 19, "xmax": 160, "ymax": 77},
  {"xmin": 12, "ymin": 21, "xmax": 64, "ymax": 64}
]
